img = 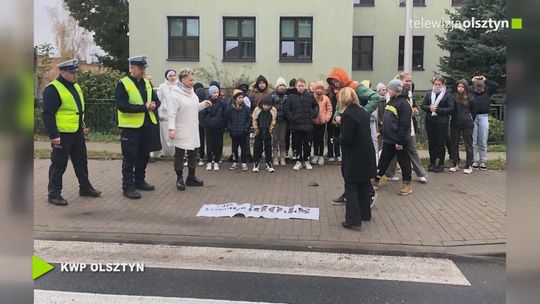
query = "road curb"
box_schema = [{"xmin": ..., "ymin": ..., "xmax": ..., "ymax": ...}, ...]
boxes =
[{"xmin": 34, "ymin": 230, "xmax": 506, "ymax": 259}]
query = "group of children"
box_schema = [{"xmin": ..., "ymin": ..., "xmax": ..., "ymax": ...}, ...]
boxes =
[
  {"xmin": 150, "ymin": 67, "xmax": 499, "ymax": 230},
  {"xmin": 191, "ymin": 76, "xmax": 336, "ymax": 173},
  {"xmin": 155, "ymin": 68, "xmax": 498, "ymax": 188}
]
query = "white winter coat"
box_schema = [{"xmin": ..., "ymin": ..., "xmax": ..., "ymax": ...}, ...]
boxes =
[
  {"xmin": 167, "ymin": 85, "xmax": 207, "ymax": 150},
  {"xmin": 157, "ymin": 80, "xmax": 178, "ymax": 121}
]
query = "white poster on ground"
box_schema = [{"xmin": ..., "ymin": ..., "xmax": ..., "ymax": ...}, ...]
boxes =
[{"xmin": 196, "ymin": 203, "xmax": 319, "ymax": 220}]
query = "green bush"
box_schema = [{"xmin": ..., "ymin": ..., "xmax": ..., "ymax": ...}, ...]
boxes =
[
  {"xmin": 194, "ymin": 55, "xmax": 254, "ymax": 91},
  {"xmin": 77, "ymin": 69, "xmax": 125, "ymax": 99},
  {"xmin": 34, "ymin": 107, "xmax": 46, "ymax": 135},
  {"xmin": 35, "ymin": 70, "xmax": 125, "ymax": 136},
  {"xmin": 83, "ymin": 100, "xmax": 120, "ymax": 134},
  {"xmin": 491, "ymin": 92, "xmax": 506, "ymax": 104},
  {"xmin": 36, "ymin": 43, "xmax": 54, "ymax": 96},
  {"xmin": 488, "ymin": 115, "xmax": 505, "ymax": 144}
]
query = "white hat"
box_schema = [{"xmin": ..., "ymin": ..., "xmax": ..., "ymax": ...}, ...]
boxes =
[
  {"xmin": 275, "ymin": 77, "xmax": 287, "ymax": 88},
  {"xmin": 56, "ymin": 59, "xmax": 79, "ymax": 71},
  {"xmin": 128, "ymin": 55, "xmax": 148, "ymax": 66}
]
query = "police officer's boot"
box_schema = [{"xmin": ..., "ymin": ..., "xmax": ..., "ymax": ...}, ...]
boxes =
[
  {"xmin": 135, "ymin": 181, "xmax": 155, "ymax": 191},
  {"xmin": 48, "ymin": 195, "xmax": 68, "ymax": 206},
  {"xmin": 123, "ymin": 190, "xmax": 142, "ymax": 199},
  {"xmin": 176, "ymin": 170, "xmax": 186, "ymax": 191},
  {"xmin": 79, "ymin": 186, "xmax": 102, "ymax": 197}
]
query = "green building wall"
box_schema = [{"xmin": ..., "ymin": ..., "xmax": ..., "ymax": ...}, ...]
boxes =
[
  {"xmin": 352, "ymin": 2, "xmax": 452, "ymax": 90},
  {"xmin": 130, "ymin": 0, "xmax": 453, "ymax": 90}
]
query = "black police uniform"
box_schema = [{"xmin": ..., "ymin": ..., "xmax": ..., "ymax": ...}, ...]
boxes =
[
  {"xmin": 42, "ymin": 76, "xmax": 99, "ymax": 204},
  {"xmin": 115, "ymin": 75, "xmax": 161, "ymax": 194}
]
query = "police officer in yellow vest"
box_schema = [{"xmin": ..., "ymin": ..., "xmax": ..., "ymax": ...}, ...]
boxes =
[
  {"xmin": 42, "ymin": 59, "xmax": 102, "ymax": 206},
  {"xmin": 115, "ymin": 56, "xmax": 161, "ymax": 199}
]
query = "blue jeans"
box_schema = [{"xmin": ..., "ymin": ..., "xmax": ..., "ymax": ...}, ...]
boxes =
[{"xmin": 473, "ymin": 114, "xmax": 489, "ymax": 163}]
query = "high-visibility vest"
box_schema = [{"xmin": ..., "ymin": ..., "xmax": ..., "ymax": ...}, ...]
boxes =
[
  {"xmin": 117, "ymin": 77, "xmax": 157, "ymax": 128},
  {"xmin": 18, "ymin": 70, "xmax": 34, "ymax": 132},
  {"xmin": 49, "ymin": 80, "xmax": 85, "ymax": 133}
]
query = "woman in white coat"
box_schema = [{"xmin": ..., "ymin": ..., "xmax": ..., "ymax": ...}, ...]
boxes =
[
  {"xmin": 168, "ymin": 68, "xmax": 212, "ymax": 191},
  {"xmin": 150, "ymin": 69, "xmax": 177, "ymax": 158}
]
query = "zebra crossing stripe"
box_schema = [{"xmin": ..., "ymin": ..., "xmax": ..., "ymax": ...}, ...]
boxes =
[
  {"xmin": 35, "ymin": 240, "xmax": 471, "ymax": 286},
  {"xmin": 34, "ymin": 290, "xmax": 282, "ymax": 304}
]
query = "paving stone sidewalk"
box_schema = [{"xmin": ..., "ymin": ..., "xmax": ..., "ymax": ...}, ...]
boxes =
[{"xmin": 34, "ymin": 156, "xmax": 506, "ymax": 255}]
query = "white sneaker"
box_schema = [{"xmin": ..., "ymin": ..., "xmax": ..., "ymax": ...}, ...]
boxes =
[
  {"xmin": 229, "ymin": 163, "xmax": 238, "ymax": 170},
  {"xmin": 206, "ymin": 162, "xmax": 213, "ymax": 171},
  {"xmin": 317, "ymin": 156, "xmax": 324, "ymax": 166},
  {"xmin": 293, "ymin": 161, "xmax": 302, "ymax": 171},
  {"xmin": 198, "ymin": 160, "xmax": 204, "ymax": 166},
  {"xmin": 463, "ymin": 166, "xmax": 473, "ymax": 174},
  {"xmin": 253, "ymin": 163, "xmax": 260, "ymax": 172},
  {"xmin": 305, "ymin": 161, "xmax": 313, "ymax": 170},
  {"xmin": 370, "ymin": 191, "xmax": 377, "ymax": 208},
  {"xmin": 266, "ymin": 162, "xmax": 275, "ymax": 173},
  {"xmin": 337, "ymin": 156, "xmax": 342, "ymax": 162},
  {"xmin": 417, "ymin": 176, "xmax": 428, "ymax": 184},
  {"xmin": 273, "ymin": 159, "xmax": 279, "ymax": 166},
  {"xmin": 213, "ymin": 163, "xmax": 220, "ymax": 171},
  {"xmin": 449, "ymin": 164, "xmax": 459, "ymax": 172},
  {"xmin": 388, "ymin": 176, "xmax": 401, "ymax": 181},
  {"xmin": 329, "ymin": 157, "xmax": 336, "ymax": 162},
  {"xmin": 310, "ymin": 156, "xmax": 318, "ymax": 165},
  {"xmin": 241, "ymin": 163, "xmax": 248, "ymax": 171}
]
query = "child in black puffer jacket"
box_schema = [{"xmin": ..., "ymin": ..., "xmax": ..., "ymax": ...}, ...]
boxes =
[
  {"xmin": 284, "ymin": 78, "xmax": 319, "ymax": 171},
  {"xmin": 227, "ymin": 89, "xmax": 251, "ymax": 171},
  {"xmin": 202, "ymin": 85, "xmax": 227, "ymax": 171}
]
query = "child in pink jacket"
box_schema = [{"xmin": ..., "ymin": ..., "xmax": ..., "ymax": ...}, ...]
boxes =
[{"xmin": 311, "ymin": 80, "xmax": 333, "ymax": 166}]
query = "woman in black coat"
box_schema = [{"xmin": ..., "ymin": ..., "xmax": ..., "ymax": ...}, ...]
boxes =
[
  {"xmin": 421, "ymin": 76, "xmax": 454, "ymax": 172},
  {"xmin": 449, "ymin": 79, "xmax": 476, "ymax": 174},
  {"xmin": 334, "ymin": 87, "xmax": 377, "ymax": 229}
]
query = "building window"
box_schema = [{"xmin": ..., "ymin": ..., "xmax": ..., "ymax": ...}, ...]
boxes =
[
  {"xmin": 353, "ymin": 0, "xmax": 375, "ymax": 6},
  {"xmin": 399, "ymin": 0, "xmax": 426, "ymax": 7},
  {"xmin": 352, "ymin": 36, "xmax": 373, "ymax": 70},
  {"xmin": 398, "ymin": 36, "xmax": 424, "ymax": 70},
  {"xmin": 280, "ymin": 17, "xmax": 313, "ymax": 62},
  {"xmin": 168, "ymin": 17, "xmax": 199, "ymax": 60},
  {"xmin": 451, "ymin": 0, "xmax": 463, "ymax": 6},
  {"xmin": 223, "ymin": 17, "xmax": 256, "ymax": 61}
]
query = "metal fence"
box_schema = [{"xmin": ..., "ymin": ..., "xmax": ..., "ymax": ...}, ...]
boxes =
[
  {"xmin": 490, "ymin": 103, "xmax": 505, "ymax": 121},
  {"xmin": 414, "ymin": 103, "xmax": 505, "ymax": 146},
  {"xmin": 34, "ymin": 99, "xmax": 121, "ymax": 135},
  {"xmin": 34, "ymin": 98, "xmax": 505, "ymax": 145}
]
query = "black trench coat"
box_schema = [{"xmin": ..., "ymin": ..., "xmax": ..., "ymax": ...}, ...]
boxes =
[{"xmin": 335, "ymin": 103, "xmax": 377, "ymax": 182}]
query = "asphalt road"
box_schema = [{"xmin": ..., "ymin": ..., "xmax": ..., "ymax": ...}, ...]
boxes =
[{"xmin": 34, "ymin": 241, "xmax": 505, "ymax": 304}]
